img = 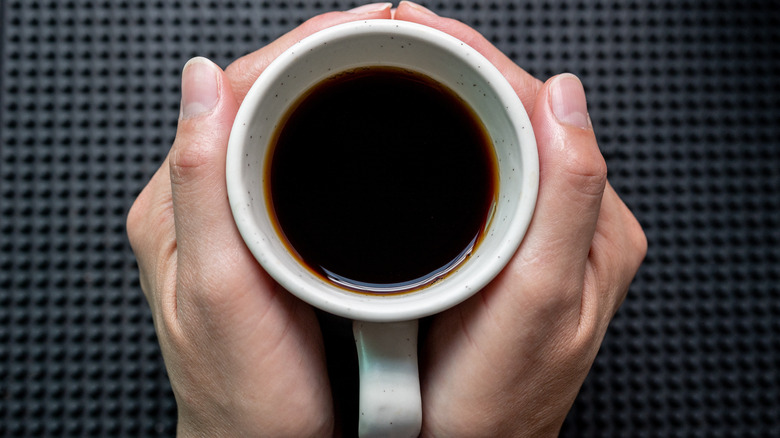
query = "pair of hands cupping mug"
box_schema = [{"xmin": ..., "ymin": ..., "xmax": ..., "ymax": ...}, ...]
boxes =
[
  {"xmin": 227, "ymin": 19, "xmax": 538, "ymax": 437},
  {"xmin": 127, "ymin": 2, "xmax": 647, "ymax": 437}
]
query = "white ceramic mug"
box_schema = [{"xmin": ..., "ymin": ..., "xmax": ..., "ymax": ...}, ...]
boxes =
[{"xmin": 226, "ymin": 19, "xmax": 538, "ymax": 438}]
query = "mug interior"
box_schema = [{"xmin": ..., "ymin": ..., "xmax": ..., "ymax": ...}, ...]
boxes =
[{"xmin": 227, "ymin": 20, "xmax": 537, "ymax": 322}]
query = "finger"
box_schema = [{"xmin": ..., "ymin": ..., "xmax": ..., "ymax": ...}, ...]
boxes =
[
  {"xmin": 167, "ymin": 57, "xmax": 271, "ymax": 316},
  {"xmin": 126, "ymin": 154, "xmax": 176, "ymax": 311},
  {"xmin": 170, "ymin": 57, "xmax": 237, "ymax": 209},
  {"xmin": 127, "ymin": 156, "xmax": 173, "ymax": 263},
  {"xmin": 393, "ymin": 1, "xmax": 542, "ymax": 115},
  {"xmin": 225, "ymin": 3, "xmax": 393, "ymax": 103},
  {"xmin": 169, "ymin": 56, "xmax": 239, "ymax": 242},
  {"xmin": 586, "ymin": 182, "xmax": 647, "ymax": 324},
  {"xmin": 494, "ymin": 73, "xmax": 607, "ymax": 318}
]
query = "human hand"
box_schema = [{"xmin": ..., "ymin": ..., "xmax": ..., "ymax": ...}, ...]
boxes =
[
  {"xmin": 128, "ymin": 1, "xmax": 646, "ymax": 436},
  {"xmin": 126, "ymin": 4, "xmax": 393, "ymax": 437},
  {"xmin": 393, "ymin": 2, "xmax": 647, "ymax": 437}
]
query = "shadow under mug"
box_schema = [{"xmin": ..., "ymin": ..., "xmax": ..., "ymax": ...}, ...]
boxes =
[{"xmin": 227, "ymin": 19, "xmax": 538, "ymax": 438}]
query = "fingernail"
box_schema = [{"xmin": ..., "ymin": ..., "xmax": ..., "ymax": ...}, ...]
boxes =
[
  {"xmin": 180, "ymin": 57, "xmax": 220, "ymax": 119},
  {"xmin": 347, "ymin": 2, "xmax": 392, "ymax": 14},
  {"xmin": 550, "ymin": 73, "xmax": 590, "ymax": 129},
  {"xmin": 400, "ymin": 1, "xmax": 438, "ymax": 15}
]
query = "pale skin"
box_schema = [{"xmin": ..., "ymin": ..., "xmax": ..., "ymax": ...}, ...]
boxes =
[{"xmin": 126, "ymin": 2, "xmax": 647, "ymax": 437}]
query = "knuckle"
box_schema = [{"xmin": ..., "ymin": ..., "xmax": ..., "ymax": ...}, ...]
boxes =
[
  {"xmin": 565, "ymin": 150, "xmax": 608, "ymax": 198},
  {"xmin": 126, "ymin": 183, "xmax": 162, "ymax": 251},
  {"xmin": 169, "ymin": 138, "xmax": 212, "ymax": 185},
  {"xmin": 126, "ymin": 197, "xmax": 146, "ymax": 248},
  {"xmin": 609, "ymin": 200, "xmax": 648, "ymax": 273},
  {"xmin": 629, "ymin": 217, "xmax": 649, "ymax": 261},
  {"xmin": 127, "ymin": 189, "xmax": 175, "ymax": 253}
]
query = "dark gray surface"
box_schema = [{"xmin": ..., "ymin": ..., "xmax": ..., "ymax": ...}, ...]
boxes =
[{"xmin": 2, "ymin": 1, "xmax": 778, "ymax": 436}]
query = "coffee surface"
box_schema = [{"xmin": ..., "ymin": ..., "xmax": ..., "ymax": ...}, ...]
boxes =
[{"xmin": 268, "ymin": 67, "xmax": 496, "ymax": 293}]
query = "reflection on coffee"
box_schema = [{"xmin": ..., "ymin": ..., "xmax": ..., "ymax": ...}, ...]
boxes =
[{"xmin": 267, "ymin": 67, "xmax": 497, "ymax": 294}]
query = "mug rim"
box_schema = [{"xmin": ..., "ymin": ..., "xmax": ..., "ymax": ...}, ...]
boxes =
[{"xmin": 227, "ymin": 19, "xmax": 538, "ymax": 322}]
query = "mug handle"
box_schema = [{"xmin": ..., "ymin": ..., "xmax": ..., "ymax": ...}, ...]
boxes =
[{"xmin": 353, "ymin": 320, "xmax": 422, "ymax": 438}]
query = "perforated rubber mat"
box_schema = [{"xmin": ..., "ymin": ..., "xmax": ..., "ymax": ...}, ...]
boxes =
[{"xmin": 2, "ymin": 1, "xmax": 778, "ymax": 436}]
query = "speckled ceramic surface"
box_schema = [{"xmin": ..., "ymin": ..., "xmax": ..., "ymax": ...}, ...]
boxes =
[{"xmin": 226, "ymin": 19, "xmax": 538, "ymax": 322}]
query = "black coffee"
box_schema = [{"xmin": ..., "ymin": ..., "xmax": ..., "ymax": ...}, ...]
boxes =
[{"xmin": 267, "ymin": 67, "xmax": 497, "ymax": 293}]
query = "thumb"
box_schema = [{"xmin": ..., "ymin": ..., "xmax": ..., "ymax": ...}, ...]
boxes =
[
  {"xmin": 169, "ymin": 57, "xmax": 239, "ymax": 245},
  {"xmin": 167, "ymin": 57, "xmax": 269, "ymax": 311},
  {"xmin": 488, "ymin": 73, "xmax": 607, "ymax": 323}
]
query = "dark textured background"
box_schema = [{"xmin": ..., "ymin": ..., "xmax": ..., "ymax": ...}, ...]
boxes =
[{"xmin": 2, "ymin": 1, "xmax": 778, "ymax": 436}]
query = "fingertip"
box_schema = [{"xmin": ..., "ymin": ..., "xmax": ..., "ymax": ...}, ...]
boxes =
[
  {"xmin": 548, "ymin": 73, "xmax": 590, "ymax": 130},
  {"xmin": 394, "ymin": 2, "xmax": 463, "ymax": 37},
  {"xmin": 394, "ymin": 3, "xmax": 542, "ymax": 113},
  {"xmin": 346, "ymin": 2, "xmax": 393, "ymax": 14},
  {"xmin": 533, "ymin": 74, "xmax": 604, "ymax": 184},
  {"xmin": 180, "ymin": 56, "xmax": 221, "ymax": 120},
  {"xmin": 396, "ymin": 1, "xmax": 438, "ymax": 17}
]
